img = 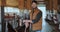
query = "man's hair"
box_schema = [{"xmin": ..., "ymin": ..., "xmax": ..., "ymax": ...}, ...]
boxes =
[{"xmin": 32, "ymin": 0, "xmax": 37, "ymax": 4}]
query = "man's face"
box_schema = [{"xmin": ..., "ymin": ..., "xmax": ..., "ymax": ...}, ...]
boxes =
[{"xmin": 32, "ymin": 2, "xmax": 37, "ymax": 8}]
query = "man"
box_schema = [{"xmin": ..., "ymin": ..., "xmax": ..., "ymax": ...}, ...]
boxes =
[{"xmin": 23, "ymin": 0, "xmax": 42, "ymax": 32}]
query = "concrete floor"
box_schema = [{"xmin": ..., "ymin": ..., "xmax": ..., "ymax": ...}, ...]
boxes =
[{"xmin": 38, "ymin": 6, "xmax": 53, "ymax": 32}]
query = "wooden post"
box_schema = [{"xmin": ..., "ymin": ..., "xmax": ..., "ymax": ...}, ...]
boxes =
[
  {"xmin": 0, "ymin": 0, "xmax": 1, "ymax": 6},
  {"xmin": 26, "ymin": 0, "xmax": 32, "ymax": 10},
  {"xmin": 18, "ymin": 0, "xmax": 25, "ymax": 9},
  {"xmin": 53, "ymin": 0, "xmax": 58, "ymax": 13},
  {"xmin": 46, "ymin": 0, "xmax": 53, "ymax": 11},
  {"xmin": 1, "ymin": 0, "xmax": 6, "ymax": 32},
  {"xmin": 46, "ymin": 0, "xmax": 50, "ymax": 10},
  {"xmin": 49, "ymin": 0, "xmax": 53, "ymax": 11}
]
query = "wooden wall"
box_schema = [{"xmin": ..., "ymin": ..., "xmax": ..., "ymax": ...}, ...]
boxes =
[
  {"xmin": 18, "ymin": 0, "xmax": 24, "ymax": 9},
  {"xmin": 0, "ymin": 0, "xmax": 1, "ymax": 6},
  {"xmin": 0, "ymin": 0, "xmax": 18, "ymax": 7},
  {"xmin": 46, "ymin": 0, "xmax": 53, "ymax": 10},
  {"xmin": 6, "ymin": 0, "xmax": 18, "ymax": 7},
  {"xmin": 53, "ymin": 0, "xmax": 58, "ymax": 10},
  {"xmin": 18, "ymin": 0, "xmax": 32, "ymax": 10},
  {"xmin": 0, "ymin": 0, "xmax": 58, "ymax": 10},
  {"xmin": 26, "ymin": 0, "xmax": 32, "ymax": 10},
  {"xmin": 46, "ymin": 0, "xmax": 58, "ymax": 11},
  {"xmin": 1, "ymin": 0, "xmax": 6, "ymax": 6},
  {"xmin": 0, "ymin": 0, "xmax": 32, "ymax": 9}
]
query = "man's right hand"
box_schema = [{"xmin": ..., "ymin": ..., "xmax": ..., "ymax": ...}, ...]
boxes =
[{"xmin": 23, "ymin": 20, "xmax": 32, "ymax": 28}]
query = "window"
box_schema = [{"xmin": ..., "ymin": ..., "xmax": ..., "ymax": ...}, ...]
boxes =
[{"xmin": 4, "ymin": 7, "xmax": 20, "ymax": 15}]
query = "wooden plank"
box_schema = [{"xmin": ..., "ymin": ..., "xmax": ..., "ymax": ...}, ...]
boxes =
[
  {"xmin": 18, "ymin": 0, "xmax": 24, "ymax": 9},
  {"xmin": 26, "ymin": 0, "xmax": 32, "ymax": 10},
  {"xmin": 48, "ymin": 0, "xmax": 53, "ymax": 10},
  {"xmin": 6, "ymin": 0, "xmax": 18, "ymax": 7},
  {"xmin": 1, "ymin": 0, "xmax": 6, "ymax": 6},
  {"xmin": 53, "ymin": 0, "xmax": 58, "ymax": 10},
  {"xmin": 46, "ymin": 0, "xmax": 50, "ymax": 10},
  {"xmin": 0, "ymin": 0, "xmax": 1, "ymax": 6},
  {"xmin": 46, "ymin": 0, "xmax": 53, "ymax": 10},
  {"xmin": 1, "ymin": 0, "xmax": 6, "ymax": 32},
  {"xmin": 35, "ymin": 0, "xmax": 44, "ymax": 1}
]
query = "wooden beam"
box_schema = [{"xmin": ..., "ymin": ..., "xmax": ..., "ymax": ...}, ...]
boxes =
[{"xmin": 1, "ymin": 0, "xmax": 6, "ymax": 32}]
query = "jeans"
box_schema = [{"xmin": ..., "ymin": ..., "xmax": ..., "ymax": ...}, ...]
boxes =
[{"xmin": 33, "ymin": 30, "xmax": 41, "ymax": 32}]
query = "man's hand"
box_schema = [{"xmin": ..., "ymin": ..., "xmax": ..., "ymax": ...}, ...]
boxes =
[{"xmin": 23, "ymin": 20, "xmax": 32, "ymax": 28}]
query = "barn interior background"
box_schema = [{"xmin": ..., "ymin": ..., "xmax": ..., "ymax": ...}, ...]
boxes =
[{"xmin": 0, "ymin": 0, "xmax": 60, "ymax": 32}]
